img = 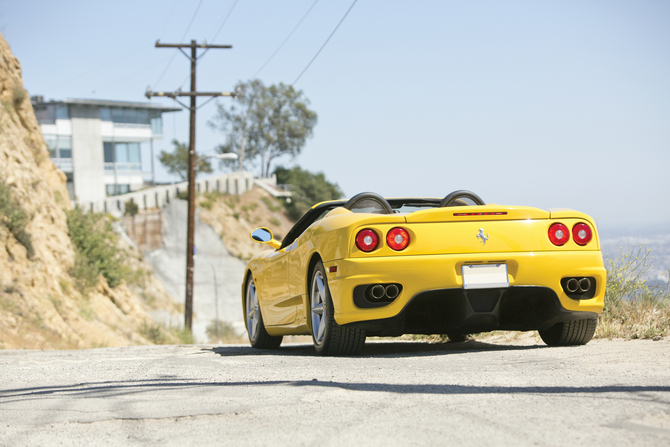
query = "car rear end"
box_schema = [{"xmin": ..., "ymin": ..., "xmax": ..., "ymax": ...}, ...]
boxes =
[{"xmin": 324, "ymin": 205, "xmax": 606, "ymax": 336}]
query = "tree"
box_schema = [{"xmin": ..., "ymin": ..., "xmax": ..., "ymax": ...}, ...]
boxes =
[
  {"xmin": 158, "ymin": 139, "xmax": 213, "ymax": 181},
  {"xmin": 209, "ymin": 80, "xmax": 317, "ymax": 178},
  {"xmin": 274, "ymin": 166, "xmax": 343, "ymax": 221}
]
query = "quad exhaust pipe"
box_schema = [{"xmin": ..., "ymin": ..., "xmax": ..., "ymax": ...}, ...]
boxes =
[
  {"xmin": 566, "ymin": 278, "xmax": 579, "ymax": 293},
  {"xmin": 371, "ymin": 285, "xmax": 386, "ymax": 300},
  {"xmin": 579, "ymin": 277, "xmax": 591, "ymax": 293},
  {"xmin": 564, "ymin": 277, "xmax": 593, "ymax": 295},
  {"xmin": 368, "ymin": 283, "xmax": 402, "ymax": 301},
  {"xmin": 385, "ymin": 284, "xmax": 400, "ymax": 299}
]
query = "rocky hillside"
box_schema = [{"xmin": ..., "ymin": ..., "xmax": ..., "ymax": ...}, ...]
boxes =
[
  {"xmin": 0, "ymin": 33, "xmax": 179, "ymax": 349},
  {"xmin": 198, "ymin": 186, "xmax": 295, "ymax": 261}
]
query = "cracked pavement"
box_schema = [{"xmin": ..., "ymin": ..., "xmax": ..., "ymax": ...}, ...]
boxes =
[{"xmin": 0, "ymin": 338, "xmax": 669, "ymax": 446}]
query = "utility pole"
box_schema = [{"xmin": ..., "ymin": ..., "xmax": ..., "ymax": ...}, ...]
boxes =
[{"xmin": 146, "ymin": 40, "xmax": 234, "ymax": 331}]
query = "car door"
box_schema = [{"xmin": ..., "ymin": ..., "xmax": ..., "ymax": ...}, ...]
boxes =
[{"xmin": 254, "ymin": 248, "xmax": 295, "ymax": 326}]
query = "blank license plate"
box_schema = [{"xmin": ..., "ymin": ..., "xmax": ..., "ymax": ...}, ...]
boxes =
[{"xmin": 462, "ymin": 264, "xmax": 509, "ymax": 289}]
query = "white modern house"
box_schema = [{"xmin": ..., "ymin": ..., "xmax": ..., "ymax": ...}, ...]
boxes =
[{"xmin": 31, "ymin": 96, "xmax": 180, "ymax": 205}]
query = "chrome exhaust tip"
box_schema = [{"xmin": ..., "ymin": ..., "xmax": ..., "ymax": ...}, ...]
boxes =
[
  {"xmin": 566, "ymin": 278, "xmax": 579, "ymax": 293},
  {"xmin": 385, "ymin": 284, "xmax": 399, "ymax": 299},
  {"xmin": 579, "ymin": 277, "xmax": 592, "ymax": 293},
  {"xmin": 371, "ymin": 285, "xmax": 386, "ymax": 300}
]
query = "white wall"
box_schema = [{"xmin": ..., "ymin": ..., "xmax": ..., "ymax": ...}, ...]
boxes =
[{"xmin": 70, "ymin": 105, "xmax": 106, "ymax": 204}]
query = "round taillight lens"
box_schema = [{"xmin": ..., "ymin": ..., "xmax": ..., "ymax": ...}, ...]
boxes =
[
  {"xmin": 548, "ymin": 223, "xmax": 569, "ymax": 246},
  {"xmin": 355, "ymin": 229, "xmax": 378, "ymax": 252},
  {"xmin": 387, "ymin": 227, "xmax": 410, "ymax": 251},
  {"xmin": 572, "ymin": 223, "xmax": 592, "ymax": 246}
]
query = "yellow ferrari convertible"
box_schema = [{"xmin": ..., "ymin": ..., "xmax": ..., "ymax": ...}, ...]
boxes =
[{"xmin": 243, "ymin": 191, "xmax": 606, "ymax": 355}]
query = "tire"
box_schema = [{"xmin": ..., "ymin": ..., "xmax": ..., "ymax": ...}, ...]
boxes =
[
  {"xmin": 310, "ymin": 261, "xmax": 366, "ymax": 356},
  {"xmin": 245, "ymin": 276, "xmax": 282, "ymax": 349},
  {"xmin": 538, "ymin": 318, "xmax": 597, "ymax": 346}
]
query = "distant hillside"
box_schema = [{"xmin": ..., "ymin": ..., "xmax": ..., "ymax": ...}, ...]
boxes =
[
  {"xmin": 599, "ymin": 225, "xmax": 670, "ymax": 282},
  {"xmin": 0, "ymin": 33, "xmax": 180, "ymax": 349}
]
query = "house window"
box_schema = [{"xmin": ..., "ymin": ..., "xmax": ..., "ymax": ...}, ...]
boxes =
[
  {"xmin": 150, "ymin": 111, "xmax": 162, "ymax": 135},
  {"xmin": 45, "ymin": 135, "xmax": 72, "ymax": 159},
  {"xmin": 106, "ymin": 184, "xmax": 130, "ymax": 196},
  {"xmin": 104, "ymin": 142, "xmax": 114, "ymax": 163},
  {"xmin": 44, "ymin": 135, "xmax": 73, "ymax": 173},
  {"xmin": 100, "ymin": 107, "xmax": 111, "ymax": 121},
  {"xmin": 58, "ymin": 137, "xmax": 72, "ymax": 159},
  {"xmin": 111, "ymin": 108, "xmax": 124, "ymax": 123},
  {"xmin": 103, "ymin": 142, "xmax": 141, "ymax": 172},
  {"xmin": 55, "ymin": 105, "xmax": 69, "ymax": 120}
]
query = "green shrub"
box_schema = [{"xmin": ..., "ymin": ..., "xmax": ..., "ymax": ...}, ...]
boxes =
[
  {"xmin": 12, "ymin": 84, "xmax": 27, "ymax": 109},
  {"xmin": 269, "ymin": 217, "xmax": 281, "ymax": 227},
  {"xmin": 124, "ymin": 200, "xmax": 138, "ymax": 216},
  {"xmin": 0, "ymin": 180, "xmax": 34, "ymax": 258},
  {"xmin": 274, "ymin": 166, "xmax": 343, "ymax": 221},
  {"xmin": 66, "ymin": 206, "xmax": 125, "ymax": 290}
]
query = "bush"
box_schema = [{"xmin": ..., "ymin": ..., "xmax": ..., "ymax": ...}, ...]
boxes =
[
  {"xmin": 124, "ymin": 200, "xmax": 138, "ymax": 216},
  {"xmin": 0, "ymin": 180, "xmax": 34, "ymax": 258},
  {"xmin": 597, "ymin": 243, "xmax": 669, "ymax": 339},
  {"xmin": 66, "ymin": 206, "xmax": 125, "ymax": 290},
  {"xmin": 274, "ymin": 166, "xmax": 343, "ymax": 221}
]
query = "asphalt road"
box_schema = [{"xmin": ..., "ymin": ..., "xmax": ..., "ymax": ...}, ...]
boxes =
[{"xmin": 1, "ymin": 338, "xmax": 669, "ymax": 446}]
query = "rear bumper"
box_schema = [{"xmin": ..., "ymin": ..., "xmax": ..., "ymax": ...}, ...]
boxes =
[
  {"xmin": 345, "ymin": 286, "xmax": 598, "ymax": 336},
  {"xmin": 324, "ymin": 250, "xmax": 605, "ymax": 329}
]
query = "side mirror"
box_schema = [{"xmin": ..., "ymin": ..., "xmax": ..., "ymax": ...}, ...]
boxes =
[{"xmin": 250, "ymin": 227, "xmax": 281, "ymax": 249}]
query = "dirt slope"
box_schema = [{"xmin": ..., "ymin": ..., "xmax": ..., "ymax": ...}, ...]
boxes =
[
  {"xmin": 0, "ymin": 33, "xmax": 179, "ymax": 349},
  {"xmin": 198, "ymin": 186, "xmax": 295, "ymax": 261}
]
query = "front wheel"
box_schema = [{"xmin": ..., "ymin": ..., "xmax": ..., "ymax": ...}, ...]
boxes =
[
  {"xmin": 538, "ymin": 318, "xmax": 597, "ymax": 346},
  {"xmin": 310, "ymin": 261, "xmax": 366, "ymax": 356},
  {"xmin": 245, "ymin": 276, "xmax": 282, "ymax": 349}
]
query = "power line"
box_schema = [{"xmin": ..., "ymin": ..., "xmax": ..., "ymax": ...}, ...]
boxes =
[
  {"xmin": 157, "ymin": 0, "xmax": 180, "ymax": 38},
  {"xmin": 292, "ymin": 0, "xmax": 358, "ymax": 85},
  {"xmin": 209, "ymin": 0, "xmax": 239, "ymax": 43},
  {"xmin": 91, "ymin": 57, "xmax": 171, "ymax": 95},
  {"xmin": 180, "ymin": 0, "xmax": 205, "ymax": 42},
  {"xmin": 153, "ymin": 0, "xmax": 205, "ymax": 89},
  {"xmin": 47, "ymin": 1, "xmax": 180, "ymax": 93},
  {"xmin": 198, "ymin": 0, "xmax": 239, "ymax": 60},
  {"xmin": 253, "ymin": 0, "xmax": 319, "ymax": 78}
]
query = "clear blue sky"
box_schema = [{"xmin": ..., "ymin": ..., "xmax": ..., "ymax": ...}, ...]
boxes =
[{"xmin": 2, "ymin": 0, "xmax": 669, "ymax": 230}]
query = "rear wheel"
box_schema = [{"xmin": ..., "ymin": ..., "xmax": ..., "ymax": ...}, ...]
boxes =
[
  {"xmin": 245, "ymin": 276, "xmax": 282, "ymax": 349},
  {"xmin": 310, "ymin": 261, "xmax": 366, "ymax": 356},
  {"xmin": 538, "ymin": 318, "xmax": 597, "ymax": 346}
]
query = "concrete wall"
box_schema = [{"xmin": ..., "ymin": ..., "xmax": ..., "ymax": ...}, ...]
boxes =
[
  {"xmin": 78, "ymin": 171, "xmax": 255, "ymax": 215},
  {"xmin": 70, "ymin": 106, "xmax": 106, "ymax": 204}
]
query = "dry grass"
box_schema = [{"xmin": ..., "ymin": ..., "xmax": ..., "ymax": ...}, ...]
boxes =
[
  {"xmin": 596, "ymin": 243, "xmax": 669, "ymax": 340},
  {"xmin": 597, "ymin": 300, "xmax": 669, "ymax": 340}
]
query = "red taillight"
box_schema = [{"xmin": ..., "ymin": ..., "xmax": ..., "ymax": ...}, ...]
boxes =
[
  {"xmin": 387, "ymin": 227, "xmax": 410, "ymax": 251},
  {"xmin": 355, "ymin": 229, "xmax": 378, "ymax": 252},
  {"xmin": 572, "ymin": 223, "xmax": 592, "ymax": 246},
  {"xmin": 548, "ymin": 223, "xmax": 569, "ymax": 246}
]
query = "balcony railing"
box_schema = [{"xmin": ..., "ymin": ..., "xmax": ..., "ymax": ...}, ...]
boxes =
[
  {"xmin": 104, "ymin": 162, "xmax": 142, "ymax": 172},
  {"xmin": 52, "ymin": 158, "xmax": 73, "ymax": 173}
]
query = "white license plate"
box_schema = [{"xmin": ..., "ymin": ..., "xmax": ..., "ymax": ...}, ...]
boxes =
[{"xmin": 462, "ymin": 264, "xmax": 509, "ymax": 289}]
